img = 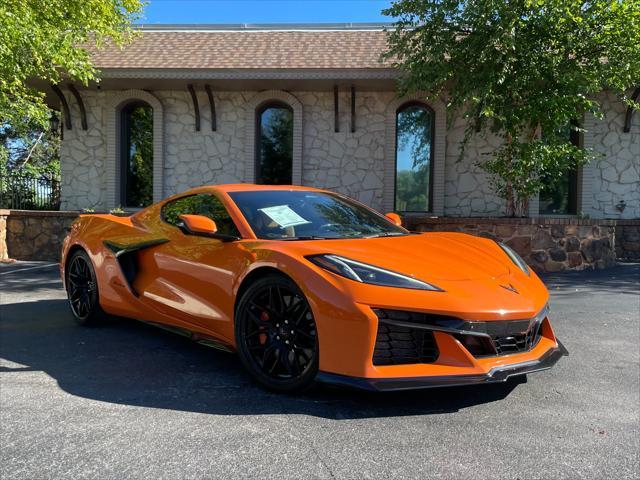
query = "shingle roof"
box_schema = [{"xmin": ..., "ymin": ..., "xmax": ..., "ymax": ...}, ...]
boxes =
[{"xmin": 89, "ymin": 28, "xmax": 393, "ymax": 70}]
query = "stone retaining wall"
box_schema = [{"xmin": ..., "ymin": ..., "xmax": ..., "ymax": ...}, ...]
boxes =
[
  {"xmin": 0, "ymin": 210, "xmax": 79, "ymax": 262},
  {"xmin": 1, "ymin": 209, "xmax": 637, "ymax": 270},
  {"xmin": 406, "ymin": 216, "xmax": 625, "ymax": 272},
  {"xmin": 615, "ymin": 220, "xmax": 640, "ymax": 260}
]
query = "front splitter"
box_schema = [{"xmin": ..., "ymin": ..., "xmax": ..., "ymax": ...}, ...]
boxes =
[{"xmin": 317, "ymin": 340, "xmax": 569, "ymax": 392}]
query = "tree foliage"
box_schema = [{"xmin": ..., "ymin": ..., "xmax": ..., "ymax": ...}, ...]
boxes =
[
  {"xmin": 0, "ymin": 0, "xmax": 144, "ymax": 131},
  {"xmin": 383, "ymin": 0, "xmax": 640, "ymax": 216},
  {"xmin": 0, "ymin": 120, "xmax": 60, "ymax": 177}
]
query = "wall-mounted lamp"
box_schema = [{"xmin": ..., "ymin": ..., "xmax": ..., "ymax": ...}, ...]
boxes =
[
  {"xmin": 50, "ymin": 113, "xmax": 60, "ymax": 133},
  {"xmin": 615, "ymin": 200, "xmax": 626, "ymax": 213}
]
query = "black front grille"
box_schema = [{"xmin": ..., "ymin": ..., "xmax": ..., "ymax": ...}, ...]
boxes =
[
  {"xmin": 373, "ymin": 323, "xmax": 439, "ymax": 366},
  {"xmin": 492, "ymin": 324, "xmax": 542, "ymax": 355},
  {"xmin": 373, "ymin": 306, "xmax": 548, "ymax": 365},
  {"xmin": 373, "ymin": 307, "xmax": 547, "ymax": 359}
]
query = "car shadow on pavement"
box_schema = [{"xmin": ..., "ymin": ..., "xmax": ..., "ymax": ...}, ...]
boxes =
[
  {"xmin": 0, "ymin": 267, "xmax": 61, "ymax": 296},
  {"xmin": 0, "ymin": 298, "xmax": 523, "ymax": 419}
]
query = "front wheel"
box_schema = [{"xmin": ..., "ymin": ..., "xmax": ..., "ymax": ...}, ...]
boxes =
[
  {"xmin": 235, "ymin": 274, "xmax": 319, "ymax": 392},
  {"xmin": 66, "ymin": 249, "xmax": 105, "ymax": 325}
]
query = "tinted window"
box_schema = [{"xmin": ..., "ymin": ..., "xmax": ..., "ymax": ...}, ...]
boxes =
[
  {"xmin": 121, "ymin": 102, "xmax": 153, "ymax": 208},
  {"xmin": 256, "ymin": 103, "xmax": 293, "ymax": 185},
  {"xmin": 395, "ymin": 103, "xmax": 434, "ymax": 212},
  {"xmin": 161, "ymin": 194, "xmax": 240, "ymax": 237},
  {"xmin": 229, "ymin": 190, "xmax": 406, "ymax": 240},
  {"xmin": 539, "ymin": 123, "xmax": 579, "ymax": 215}
]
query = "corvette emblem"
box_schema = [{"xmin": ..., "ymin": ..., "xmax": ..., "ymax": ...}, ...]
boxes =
[{"xmin": 500, "ymin": 283, "xmax": 519, "ymax": 294}]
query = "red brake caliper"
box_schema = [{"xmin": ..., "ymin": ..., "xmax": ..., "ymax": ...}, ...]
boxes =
[{"xmin": 259, "ymin": 311, "xmax": 269, "ymax": 344}]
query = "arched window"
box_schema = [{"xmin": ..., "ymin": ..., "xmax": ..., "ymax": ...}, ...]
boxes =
[
  {"xmin": 395, "ymin": 102, "xmax": 434, "ymax": 212},
  {"xmin": 120, "ymin": 101, "xmax": 153, "ymax": 207},
  {"xmin": 256, "ymin": 102, "xmax": 293, "ymax": 185}
]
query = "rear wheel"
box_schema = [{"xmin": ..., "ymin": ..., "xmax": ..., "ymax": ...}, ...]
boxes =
[
  {"xmin": 66, "ymin": 250, "xmax": 105, "ymax": 325},
  {"xmin": 235, "ymin": 274, "xmax": 318, "ymax": 392}
]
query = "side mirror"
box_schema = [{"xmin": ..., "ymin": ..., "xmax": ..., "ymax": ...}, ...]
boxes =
[
  {"xmin": 178, "ymin": 214, "xmax": 240, "ymax": 242},
  {"xmin": 385, "ymin": 212, "xmax": 402, "ymax": 227},
  {"xmin": 179, "ymin": 214, "xmax": 217, "ymax": 235}
]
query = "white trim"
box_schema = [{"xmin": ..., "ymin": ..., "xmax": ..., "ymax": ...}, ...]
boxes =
[
  {"xmin": 105, "ymin": 90, "xmax": 164, "ymax": 208},
  {"xmin": 383, "ymin": 94, "xmax": 446, "ymax": 215},
  {"xmin": 245, "ymin": 90, "xmax": 303, "ymax": 185}
]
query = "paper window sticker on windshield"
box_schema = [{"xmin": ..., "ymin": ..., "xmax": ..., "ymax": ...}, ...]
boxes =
[{"xmin": 258, "ymin": 205, "xmax": 311, "ymax": 229}]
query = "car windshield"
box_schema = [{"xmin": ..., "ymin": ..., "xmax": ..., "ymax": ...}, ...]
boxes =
[{"xmin": 229, "ymin": 190, "xmax": 407, "ymax": 240}]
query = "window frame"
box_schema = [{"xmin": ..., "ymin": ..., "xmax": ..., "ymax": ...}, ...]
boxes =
[
  {"xmin": 119, "ymin": 100, "xmax": 153, "ymax": 208},
  {"xmin": 160, "ymin": 192, "xmax": 242, "ymax": 238},
  {"xmin": 393, "ymin": 101, "xmax": 436, "ymax": 213},
  {"xmin": 254, "ymin": 101, "xmax": 294, "ymax": 185}
]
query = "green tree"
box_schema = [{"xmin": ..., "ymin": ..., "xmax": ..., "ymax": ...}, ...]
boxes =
[
  {"xmin": 0, "ymin": 120, "xmax": 60, "ymax": 177},
  {"xmin": 384, "ymin": 0, "xmax": 640, "ymax": 216},
  {"xmin": 0, "ymin": 0, "xmax": 144, "ymax": 131}
]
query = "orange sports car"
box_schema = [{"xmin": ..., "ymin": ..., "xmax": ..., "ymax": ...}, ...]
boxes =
[{"xmin": 61, "ymin": 184, "xmax": 567, "ymax": 392}]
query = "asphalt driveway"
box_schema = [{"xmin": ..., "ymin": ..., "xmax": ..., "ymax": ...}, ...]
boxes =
[{"xmin": 1, "ymin": 262, "xmax": 638, "ymax": 479}]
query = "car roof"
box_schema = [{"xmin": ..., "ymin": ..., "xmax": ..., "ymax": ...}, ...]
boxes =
[{"xmin": 209, "ymin": 184, "xmax": 325, "ymax": 193}]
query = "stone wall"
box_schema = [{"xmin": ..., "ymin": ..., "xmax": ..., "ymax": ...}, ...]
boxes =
[
  {"xmin": 615, "ymin": 220, "xmax": 640, "ymax": 261},
  {"xmin": 59, "ymin": 87, "xmax": 638, "ymax": 218},
  {"xmin": 587, "ymin": 91, "xmax": 640, "ymax": 219},
  {"xmin": 444, "ymin": 115, "xmax": 505, "ymax": 216},
  {"xmin": 1, "ymin": 210, "xmax": 79, "ymax": 262},
  {"xmin": 60, "ymin": 91, "xmax": 108, "ymax": 210},
  {"xmin": 407, "ymin": 216, "xmax": 618, "ymax": 273}
]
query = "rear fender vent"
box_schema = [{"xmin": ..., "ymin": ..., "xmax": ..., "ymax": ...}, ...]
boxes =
[{"xmin": 117, "ymin": 250, "xmax": 139, "ymax": 289}]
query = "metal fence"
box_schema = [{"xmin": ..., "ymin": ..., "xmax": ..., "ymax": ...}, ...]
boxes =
[{"xmin": 0, "ymin": 172, "xmax": 61, "ymax": 210}]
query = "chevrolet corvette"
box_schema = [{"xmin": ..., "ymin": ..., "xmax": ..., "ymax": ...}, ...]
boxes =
[{"xmin": 61, "ymin": 184, "xmax": 567, "ymax": 392}]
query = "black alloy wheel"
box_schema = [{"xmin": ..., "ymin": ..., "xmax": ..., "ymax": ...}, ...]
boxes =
[
  {"xmin": 66, "ymin": 250, "xmax": 104, "ymax": 325},
  {"xmin": 235, "ymin": 274, "xmax": 319, "ymax": 392}
]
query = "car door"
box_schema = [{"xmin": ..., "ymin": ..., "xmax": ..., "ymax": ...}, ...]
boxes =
[{"xmin": 134, "ymin": 193, "xmax": 251, "ymax": 342}]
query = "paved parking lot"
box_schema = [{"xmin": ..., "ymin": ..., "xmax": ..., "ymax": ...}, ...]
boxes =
[{"xmin": 1, "ymin": 261, "xmax": 638, "ymax": 479}]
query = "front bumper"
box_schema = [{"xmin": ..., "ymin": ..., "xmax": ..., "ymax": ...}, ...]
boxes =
[{"xmin": 317, "ymin": 340, "xmax": 568, "ymax": 392}]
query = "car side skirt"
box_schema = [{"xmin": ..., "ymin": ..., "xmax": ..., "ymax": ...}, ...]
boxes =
[{"xmin": 316, "ymin": 340, "xmax": 568, "ymax": 392}]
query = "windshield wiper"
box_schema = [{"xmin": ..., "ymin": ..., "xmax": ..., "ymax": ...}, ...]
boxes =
[
  {"xmin": 362, "ymin": 232, "xmax": 407, "ymax": 238},
  {"xmin": 278, "ymin": 235, "xmax": 333, "ymax": 241}
]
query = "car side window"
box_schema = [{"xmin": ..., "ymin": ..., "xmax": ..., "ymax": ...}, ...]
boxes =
[{"xmin": 161, "ymin": 194, "xmax": 241, "ymax": 237}]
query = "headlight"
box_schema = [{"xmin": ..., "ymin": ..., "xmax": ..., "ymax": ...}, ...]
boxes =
[
  {"xmin": 306, "ymin": 254, "xmax": 443, "ymax": 291},
  {"xmin": 497, "ymin": 242, "xmax": 530, "ymax": 276}
]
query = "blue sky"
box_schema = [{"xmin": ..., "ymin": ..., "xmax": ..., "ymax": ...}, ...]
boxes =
[{"xmin": 139, "ymin": 0, "xmax": 393, "ymax": 24}]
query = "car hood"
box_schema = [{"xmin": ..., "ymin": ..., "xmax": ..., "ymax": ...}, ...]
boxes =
[{"xmin": 283, "ymin": 232, "xmax": 511, "ymax": 282}]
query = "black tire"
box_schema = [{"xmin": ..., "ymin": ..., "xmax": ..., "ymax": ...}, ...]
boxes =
[
  {"xmin": 235, "ymin": 274, "xmax": 319, "ymax": 393},
  {"xmin": 65, "ymin": 249, "xmax": 105, "ymax": 325}
]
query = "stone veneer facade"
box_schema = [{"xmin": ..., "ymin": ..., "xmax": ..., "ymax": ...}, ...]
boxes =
[{"xmin": 59, "ymin": 87, "xmax": 638, "ymax": 219}]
